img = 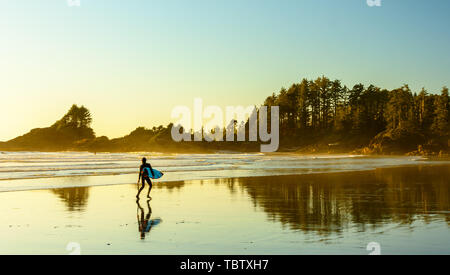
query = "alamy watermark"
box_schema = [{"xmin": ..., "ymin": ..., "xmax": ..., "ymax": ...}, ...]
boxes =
[
  {"xmin": 366, "ymin": 242, "xmax": 381, "ymax": 255},
  {"xmin": 66, "ymin": 242, "xmax": 81, "ymax": 255},
  {"xmin": 67, "ymin": 0, "xmax": 81, "ymax": 7},
  {"xmin": 367, "ymin": 0, "xmax": 381, "ymax": 7},
  {"xmin": 170, "ymin": 98, "xmax": 280, "ymax": 152}
]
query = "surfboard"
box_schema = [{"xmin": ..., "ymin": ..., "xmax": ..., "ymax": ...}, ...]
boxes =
[
  {"xmin": 143, "ymin": 167, "xmax": 164, "ymax": 180},
  {"xmin": 145, "ymin": 218, "xmax": 162, "ymax": 232}
]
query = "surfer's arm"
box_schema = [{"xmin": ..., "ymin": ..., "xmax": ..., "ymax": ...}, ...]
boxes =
[
  {"xmin": 148, "ymin": 163, "xmax": 155, "ymax": 177},
  {"xmin": 138, "ymin": 166, "xmax": 142, "ymax": 181}
]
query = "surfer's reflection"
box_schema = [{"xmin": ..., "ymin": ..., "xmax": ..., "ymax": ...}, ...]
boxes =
[{"xmin": 136, "ymin": 199, "xmax": 162, "ymax": 240}]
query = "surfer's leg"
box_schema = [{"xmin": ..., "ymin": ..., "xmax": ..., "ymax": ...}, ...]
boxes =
[
  {"xmin": 147, "ymin": 178, "xmax": 152, "ymax": 198},
  {"xmin": 137, "ymin": 179, "xmax": 145, "ymax": 198}
]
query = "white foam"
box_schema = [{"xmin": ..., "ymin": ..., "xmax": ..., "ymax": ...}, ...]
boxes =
[{"xmin": 0, "ymin": 152, "xmax": 447, "ymax": 192}]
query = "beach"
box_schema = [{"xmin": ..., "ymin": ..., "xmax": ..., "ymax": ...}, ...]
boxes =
[
  {"xmin": 0, "ymin": 164, "xmax": 449, "ymax": 255},
  {"xmin": 2, "ymin": 0, "xmax": 449, "ymax": 260}
]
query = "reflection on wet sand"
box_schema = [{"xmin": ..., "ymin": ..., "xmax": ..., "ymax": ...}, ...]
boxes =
[
  {"xmin": 50, "ymin": 181, "xmax": 187, "ymax": 213},
  {"xmin": 226, "ymin": 165, "xmax": 449, "ymax": 235},
  {"xmin": 52, "ymin": 187, "xmax": 90, "ymax": 212},
  {"xmin": 136, "ymin": 199, "xmax": 162, "ymax": 240},
  {"xmin": 1, "ymin": 163, "xmax": 443, "ymax": 254},
  {"xmin": 49, "ymin": 165, "xmax": 449, "ymax": 237}
]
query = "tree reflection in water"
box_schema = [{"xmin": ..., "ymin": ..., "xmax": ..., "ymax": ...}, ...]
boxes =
[
  {"xmin": 224, "ymin": 165, "xmax": 450, "ymax": 235},
  {"xmin": 49, "ymin": 165, "xmax": 449, "ymax": 237},
  {"xmin": 52, "ymin": 187, "xmax": 90, "ymax": 212}
]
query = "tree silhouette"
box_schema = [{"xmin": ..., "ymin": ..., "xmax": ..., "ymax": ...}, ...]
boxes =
[
  {"xmin": 56, "ymin": 104, "xmax": 92, "ymax": 129},
  {"xmin": 431, "ymin": 87, "xmax": 450, "ymax": 137}
]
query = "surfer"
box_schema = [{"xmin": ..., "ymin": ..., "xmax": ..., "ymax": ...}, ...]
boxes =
[{"xmin": 137, "ymin": 157, "xmax": 154, "ymax": 199}]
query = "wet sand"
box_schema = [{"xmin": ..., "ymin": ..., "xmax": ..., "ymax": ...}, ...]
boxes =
[{"xmin": 0, "ymin": 164, "xmax": 449, "ymax": 255}]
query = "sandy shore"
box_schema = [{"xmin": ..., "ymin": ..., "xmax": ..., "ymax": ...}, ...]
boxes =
[{"xmin": 0, "ymin": 164, "xmax": 449, "ymax": 255}]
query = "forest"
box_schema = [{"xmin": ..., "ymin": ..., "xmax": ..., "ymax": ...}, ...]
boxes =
[
  {"xmin": 0, "ymin": 76, "xmax": 449, "ymax": 155},
  {"xmin": 262, "ymin": 76, "xmax": 449, "ymax": 155}
]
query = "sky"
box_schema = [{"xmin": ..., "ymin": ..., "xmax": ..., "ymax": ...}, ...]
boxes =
[{"xmin": 1, "ymin": 0, "xmax": 450, "ymax": 141}]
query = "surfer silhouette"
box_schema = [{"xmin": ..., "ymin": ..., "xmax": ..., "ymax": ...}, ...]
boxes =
[
  {"xmin": 137, "ymin": 199, "xmax": 162, "ymax": 240},
  {"xmin": 137, "ymin": 157, "xmax": 154, "ymax": 199}
]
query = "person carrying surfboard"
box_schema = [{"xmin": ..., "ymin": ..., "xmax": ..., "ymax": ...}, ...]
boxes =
[{"xmin": 137, "ymin": 157, "xmax": 154, "ymax": 199}]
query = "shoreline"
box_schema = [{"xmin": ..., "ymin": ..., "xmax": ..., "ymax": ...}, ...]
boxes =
[
  {"xmin": 2, "ymin": 148, "xmax": 450, "ymax": 157},
  {"xmin": 1, "ymin": 162, "xmax": 450, "ymax": 194}
]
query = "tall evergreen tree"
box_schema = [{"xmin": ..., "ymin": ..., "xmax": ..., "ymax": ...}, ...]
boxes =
[
  {"xmin": 330, "ymin": 79, "xmax": 343, "ymax": 128},
  {"xmin": 431, "ymin": 87, "xmax": 450, "ymax": 136},
  {"xmin": 297, "ymin": 79, "xmax": 310, "ymax": 130}
]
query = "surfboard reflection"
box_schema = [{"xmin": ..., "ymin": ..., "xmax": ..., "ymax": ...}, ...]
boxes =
[{"xmin": 136, "ymin": 199, "xmax": 162, "ymax": 240}]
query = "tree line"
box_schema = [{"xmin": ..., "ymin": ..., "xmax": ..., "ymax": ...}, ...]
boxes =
[
  {"xmin": 1, "ymin": 78, "xmax": 449, "ymax": 154},
  {"xmin": 263, "ymin": 76, "xmax": 449, "ymax": 153}
]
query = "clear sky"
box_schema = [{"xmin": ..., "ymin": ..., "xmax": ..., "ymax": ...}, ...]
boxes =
[{"xmin": 1, "ymin": 0, "xmax": 449, "ymax": 141}]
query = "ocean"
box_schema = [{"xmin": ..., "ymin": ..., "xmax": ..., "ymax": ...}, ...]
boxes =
[{"xmin": 0, "ymin": 151, "xmax": 446, "ymax": 192}]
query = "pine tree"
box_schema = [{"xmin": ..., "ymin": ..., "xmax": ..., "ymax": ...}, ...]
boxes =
[
  {"xmin": 385, "ymin": 85, "xmax": 415, "ymax": 131},
  {"xmin": 431, "ymin": 87, "xmax": 450, "ymax": 136},
  {"xmin": 297, "ymin": 79, "xmax": 310, "ymax": 130},
  {"xmin": 330, "ymin": 80, "xmax": 343, "ymax": 128}
]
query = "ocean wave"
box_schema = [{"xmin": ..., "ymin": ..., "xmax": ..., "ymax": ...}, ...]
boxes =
[
  {"xmin": 0, "ymin": 152, "xmax": 446, "ymax": 184},
  {"xmin": 0, "ymin": 152, "xmax": 449, "ymax": 192}
]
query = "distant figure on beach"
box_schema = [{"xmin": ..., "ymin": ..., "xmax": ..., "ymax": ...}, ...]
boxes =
[
  {"xmin": 137, "ymin": 199, "xmax": 162, "ymax": 240},
  {"xmin": 137, "ymin": 157, "xmax": 154, "ymax": 199}
]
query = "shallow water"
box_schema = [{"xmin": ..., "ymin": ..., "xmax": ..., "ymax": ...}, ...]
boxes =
[
  {"xmin": 0, "ymin": 152, "xmax": 447, "ymax": 192},
  {"xmin": 0, "ymin": 165, "xmax": 448, "ymax": 254}
]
